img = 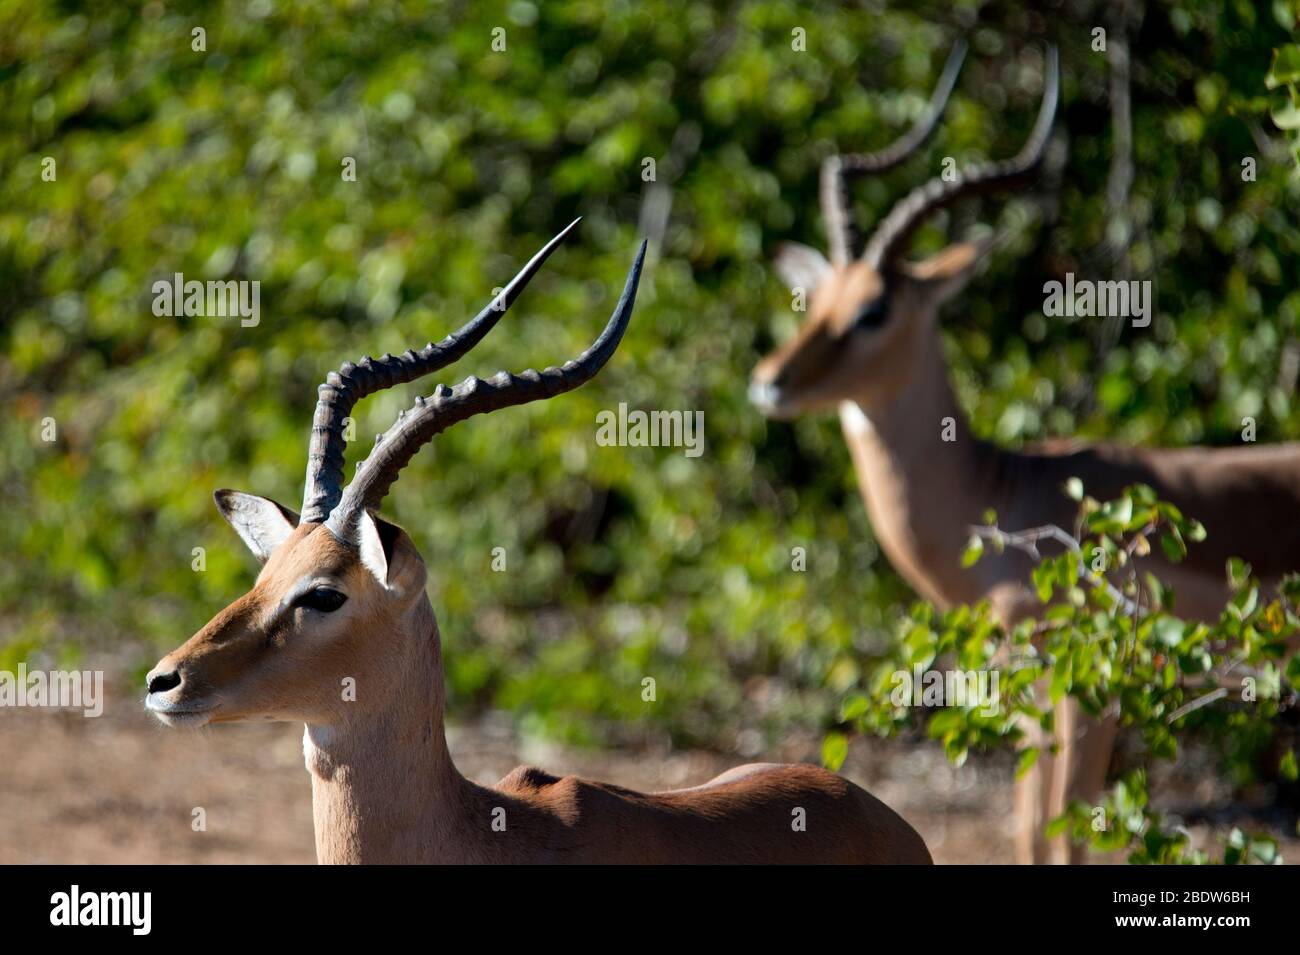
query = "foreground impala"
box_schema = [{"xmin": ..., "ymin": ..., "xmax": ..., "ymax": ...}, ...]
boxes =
[
  {"xmin": 145, "ymin": 223, "xmax": 931, "ymax": 864},
  {"xmin": 749, "ymin": 45, "xmax": 1300, "ymax": 863}
]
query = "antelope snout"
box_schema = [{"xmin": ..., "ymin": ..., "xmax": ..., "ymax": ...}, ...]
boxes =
[
  {"xmin": 144, "ymin": 656, "xmax": 217, "ymax": 726},
  {"xmin": 747, "ymin": 378, "xmax": 783, "ymax": 414},
  {"xmin": 145, "ymin": 667, "xmax": 181, "ymax": 694},
  {"xmin": 749, "ymin": 362, "xmax": 802, "ymax": 419}
]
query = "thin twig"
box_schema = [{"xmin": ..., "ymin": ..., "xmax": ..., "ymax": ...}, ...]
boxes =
[
  {"xmin": 968, "ymin": 522, "xmax": 1143, "ymax": 617},
  {"xmin": 1167, "ymin": 687, "xmax": 1229, "ymax": 724}
]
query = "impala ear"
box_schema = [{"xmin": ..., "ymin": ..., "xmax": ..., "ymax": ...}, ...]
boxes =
[
  {"xmin": 354, "ymin": 509, "xmax": 403, "ymax": 589},
  {"xmin": 214, "ymin": 490, "xmax": 300, "ymax": 563},
  {"xmin": 892, "ymin": 237, "xmax": 993, "ymax": 307},
  {"xmin": 773, "ymin": 242, "xmax": 832, "ymax": 294}
]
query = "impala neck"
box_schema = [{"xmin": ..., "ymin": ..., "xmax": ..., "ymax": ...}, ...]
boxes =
[
  {"xmin": 302, "ymin": 599, "xmax": 485, "ymax": 863},
  {"xmin": 838, "ymin": 322, "xmax": 1001, "ymax": 608}
]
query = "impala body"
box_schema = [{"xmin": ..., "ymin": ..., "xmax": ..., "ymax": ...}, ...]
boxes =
[
  {"xmin": 749, "ymin": 44, "xmax": 1300, "ymax": 863},
  {"xmin": 146, "ymin": 223, "xmax": 931, "ymax": 865}
]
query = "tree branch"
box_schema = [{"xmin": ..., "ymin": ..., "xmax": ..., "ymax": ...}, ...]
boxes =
[{"xmin": 968, "ymin": 522, "xmax": 1143, "ymax": 617}]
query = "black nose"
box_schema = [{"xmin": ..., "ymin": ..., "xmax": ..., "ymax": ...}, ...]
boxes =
[{"xmin": 146, "ymin": 669, "xmax": 181, "ymax": 694}]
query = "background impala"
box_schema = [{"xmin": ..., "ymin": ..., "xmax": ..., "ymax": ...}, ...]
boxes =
[{"xmin": 749, "ymin": 43, "xmax": 1300, "ymax": 863}]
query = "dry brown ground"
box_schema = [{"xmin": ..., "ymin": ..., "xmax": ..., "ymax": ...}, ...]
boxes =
[{"xmin": 1, "ymin": 673, "xmax": 1294, "ymax": 865}]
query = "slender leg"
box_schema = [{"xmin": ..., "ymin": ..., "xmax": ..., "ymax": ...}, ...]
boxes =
[
  {"xmin": 995, "ymin": 588, "xmax": 1114, "ymax": 864},
  {"xmin": 995, "ymin": 589, "xmax": 1059, "ymax": 864},
  {"xmin": 1013, "ymin": 707, "xmax": 1055, "ymax": 864},
  {"xmin": 1048, "ymin": 698, "xmax": 1120, "ymax": 864}
]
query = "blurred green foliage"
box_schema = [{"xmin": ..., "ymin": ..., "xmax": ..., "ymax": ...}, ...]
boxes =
[
  {"xmin": 2, "ymin": 0, "xmax": 1299, "ymax": 752},
  {"xmin": 838, "ymin": 483, "xmax": 1298, "ymax": 861}
]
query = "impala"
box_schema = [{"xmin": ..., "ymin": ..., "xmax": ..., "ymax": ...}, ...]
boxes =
[
  {"xmin": 145, "ymin": 222, "xmax": 931, "ymax": 865},
  {"xmin": 749, "ymin": 44, "xmax": 1300, "ymax": 863}
]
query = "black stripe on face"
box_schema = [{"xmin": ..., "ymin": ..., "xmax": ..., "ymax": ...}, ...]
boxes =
[{"xmin": 850, "ymin": 294, "xmax": 889, "ymax": 330}]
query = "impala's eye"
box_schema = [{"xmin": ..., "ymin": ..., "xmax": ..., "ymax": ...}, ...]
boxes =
[
  {"xmin": 296, "ymin": 587, "xmax": 347, "ymax": 613},
  {"xmin": 852, "ymin": 297, "xmax": 889, "ymax": 330}
]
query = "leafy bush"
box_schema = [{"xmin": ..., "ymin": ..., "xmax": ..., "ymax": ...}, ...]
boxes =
[{"xmin": 832, "ymin": 483, "xmax": 1300, "ymax": 862}]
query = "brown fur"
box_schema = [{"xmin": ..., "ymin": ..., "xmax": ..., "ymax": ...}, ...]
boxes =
[
  {"xmin": 150, "ymin": 520, "xmax": 931, "ymax": 865},
  {"xmin": 752, "ymin": 243, "xmax": 1300, "ymax": 863}
]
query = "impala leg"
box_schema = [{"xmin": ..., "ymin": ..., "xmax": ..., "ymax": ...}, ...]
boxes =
[
  {"xmin": 1014, "ymin": 693, "xmax": 1120, "ymax": 864},
  {"xmin": 1048, "ymin": 698, "xmax": 1119, "ymax": 864},
  {"xmin": 992, "ymin": 588, "xmax": 1063, "ymax": 864},
  {"xmin": 1013, "ymin": 704, "xmax": 1056, "ymax": 864}
]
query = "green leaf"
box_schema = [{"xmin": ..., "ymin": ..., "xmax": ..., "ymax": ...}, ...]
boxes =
[
  {"xmin": 1049, "ymin": 653, "xmax": 1073, "ymax": 704},
  {"xmin": 1032, "ymin": 561, "xmax": 1056, "ymax": 603},
  {"xmin": 1266, "ymin": 45, "xmax": 1300, "ymax": 89},
  {"xmin": 1112, "ymin": 495, "xmax": 1134, "ymax": 526},
  {"xmin": 1145, "ymin": 572, "xmax": 1169, "ymax": 611},
  {"xmin": 1062, "ymin": 554, "xmax": 1079, "ymax": 589},
  {"xmin": 1129, "ymin": 484, "xmax": 1157, "ymax": 505},
  {"xmin": 1250, "ymin": 838, "xmax": 1279, "ymax": 865},
  {"xmin": 1015, "ymin": 746, "xmax": 1040, "ymax": 779},
  {"xmin": 1274, "ymin": 1, "xmax": 1296, "ymax": 32},
  {"xmin": 1044, "ymin": 815, "xmax": 1072, "ymax": 838},
  {"xmin": 821, "ymin": 731, "xmax": 849, "ymax": 772},
  {"xmin": 1153, "ymin": 617, "xmax": 1184, "ymax": 647},
  {"xmin": 839, "ymin": 694, "xmax": 871, "ymax": 723},
  {"xmin": 960, "ymin": 535, "xmax": 984, "ymax": 568},
  {"xmin": 1271, "ymin": 97, "xmax": 1300, "ymax": 130},
  {"xmin": 1280, "ymin": 749, "xmax": 1298, "ymax": 783},
  {"xmin": 1230, "ymin": 585, "xmax": 1258, "ymax": 621}
]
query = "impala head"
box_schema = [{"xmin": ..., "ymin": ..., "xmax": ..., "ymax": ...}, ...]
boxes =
[
  {"xmin": 146, "ymin": 222, "xmax": 647, "ymax": 727},
  {"xmin": 749, "ymin": 43, "xmax": 1058, "ymax": 419},
  {"xmin": 144, "ymin": 496, "xmax": 428, "ymax": 726}
]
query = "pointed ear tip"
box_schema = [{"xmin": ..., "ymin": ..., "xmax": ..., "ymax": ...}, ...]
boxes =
[
  {"xmin": 772, "ymin": 241, "xmax": 824, "ymax": 261},
  {"xmin": 354, "ymin": 508, "xmax": 399, "ymax": 588}
]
